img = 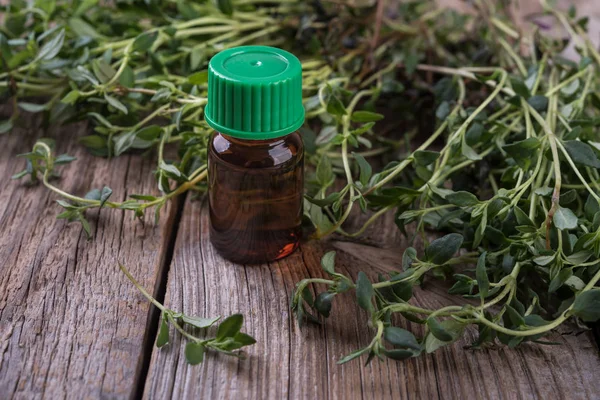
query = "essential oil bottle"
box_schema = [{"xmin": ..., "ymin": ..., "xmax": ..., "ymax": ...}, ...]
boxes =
[{"xmin": 204, "ymin": 46, "xmax": 305, "ymax": 264}]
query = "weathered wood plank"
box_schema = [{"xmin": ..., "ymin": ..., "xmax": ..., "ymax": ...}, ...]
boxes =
[
  {"xmin": 0, "ymin": 116, "xmax": 177, "ymax": 399},
  {"xmin": 144, "ymin": 199, "xmax": 600, "ymax": 399}
]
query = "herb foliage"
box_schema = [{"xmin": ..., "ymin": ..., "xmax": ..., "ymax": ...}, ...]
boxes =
[{"xmin": 4, "ymin": 0, "xmax": 600, "ymax": 364}]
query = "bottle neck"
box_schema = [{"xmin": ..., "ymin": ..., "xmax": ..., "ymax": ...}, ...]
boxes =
[{"xmin": 218, "ymin": 132, "xmax": 288, "ymax": 147}]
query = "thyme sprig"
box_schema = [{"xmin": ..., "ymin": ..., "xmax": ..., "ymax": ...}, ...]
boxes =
[
  {"xmin": 293, "ymin": 249, "xmax": 600, "ymax": 362},
  {"xmin": 119, "ymin": 264, "xmax": 255, "ymax": 363}
]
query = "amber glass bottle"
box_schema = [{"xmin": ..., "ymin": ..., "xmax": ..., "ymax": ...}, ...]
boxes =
[{"xmin": 204, "ymin": 46, "xmax": 305, "ymax": 264}]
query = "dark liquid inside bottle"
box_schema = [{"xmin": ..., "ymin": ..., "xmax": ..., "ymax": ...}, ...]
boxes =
[{"xmin": 208, "ymin": 131, "xmax": 304, "ymax": 264}]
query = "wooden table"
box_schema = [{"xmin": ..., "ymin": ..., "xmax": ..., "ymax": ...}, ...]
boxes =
[{"xmin": 1, "ymin": 117, "xmax": 599, "ymax": 399}]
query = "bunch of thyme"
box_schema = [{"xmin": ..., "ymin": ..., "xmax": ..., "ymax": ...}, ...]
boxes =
[
  {"xmin": 295, "ymin": 0, "xmax": 600, "ymax": 362},
  {"xmin": 4, "ymin": 0, "xmax": 600, "ymax": 364}
]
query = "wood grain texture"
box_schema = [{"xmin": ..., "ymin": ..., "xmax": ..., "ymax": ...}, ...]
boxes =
[
  {"xmin": 143, "ymin": 199, "xmax": 600, "ymax": 400},
  {"xmin": 0, "ymin": 116, "xmax": 177, "ymax": 399},
  {"xmin": 1, "ymin": 115, "xmax": 598, "ymax": 400}
]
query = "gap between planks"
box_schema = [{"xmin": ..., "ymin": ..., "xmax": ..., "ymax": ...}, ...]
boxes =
[
  {"xmin": 132, "ymin": 193, "xmax": 188, "ymax": 399},
  {"xmin": 0, "ymin": 112, "xmax": 182, "ymax": 399}
]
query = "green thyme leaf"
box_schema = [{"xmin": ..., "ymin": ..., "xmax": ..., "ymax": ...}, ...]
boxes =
[
  {"xmin": 69, "ymin": 17, "xmax": 101, "ymax": 38},
  {"xmin": 316, "ymin": 155, "xmax": 333, "ymax": 186},
  {"xmin": 35, "ymin": 29, "xmax": 65, "ymax": 61},
  {"xmin": 351, "ymin": 111, "xmax": 384, "ymax": 122},
  {"xmin": 113, "ymin": 131, "xmax": 136, "ymax": 156},
  {"xmin": 425, "ymin": 233, "xmax": 464, "ymax": 265},
  {"xmin": 527, "ymin": 95, "xmax": 548, "ymax": 112},
  {"xmin": 548, "ymin": 268, "xmax": 573, "ymax": 293},
  {"xmin": 337, "ymin": 347, "xmax": 369, "ymax": 364},
  {"xmin": 351, "ymin": 122, "xmax": 375, "ymax": 136},
  {"xmin": 383, "ymin": 327, "xmax": 421, "ymax": 350},
  {"xmin": 315, "ymin": 292, "xmax": 334, "ymax": 317},
  {"xmin": 402, "ymin": 247, "xmax": 417, "ymax": 270},
  {"xmin": 584, "ymin": 195, "xmax": 600, "ymax": 220},
  {"xmin": 320, "ymin": 251, "xmax": 336, "ymax": 275},
  {"xmin": 305, "ymin": 192, "xmax": 341, "ymax": 207},
  {"xmin": 136, "ymin": 125, "xmax": 162, "ymax": 141},
  {"xmin": 355, "ymin": 272, "xmax": 374, "ymax": 313},
  {"xmin": 446, "ymin": 191, "xmax": 479, "ymax": 207},
  {"xmin": 382, "ymin": 349, "xmax": 414, "ymax": 360},
  {"xmin": 465, "ymin": 122, "xmax": 484, "ymax": 145},
  {"xmin": 476, "ymin": 252, "xmax": 489, "ymax": 299},
  {"xmin": 132, "ymin": 31, "xmax": 158, "ymax": 53},
  {"xmin": 553, "ymin": 206, "xmax": 578, "ymax": 230},
  {"xmin": 119, "ymin": 65, "xmax": 135, "ymax": 88},
  {"xmin": 185, "ymin": 342, "xmax": 205, "ymax": 365},
  {"xmin": 215, "ymin": 0, "xmax": 234, "ymax": 15},
  {"xmin": 19, "ymin": 102, "xmax": 47, "ymax": 113},
  {"xmin": 503, "ymin": 138, "xmax": 540, "ymax": 170},
  {"xmin": 216, "ymin": 314, "xmax": 243, "ymax": 340},
  {"xmin": 104, "ymin": 94, "xmax": 128, "ymax": 114},
  {"xmin": 326, "ymin": 93, "xmax": 347, "ymax": 116},
  {"xmin": 425, "ymin": 320, "xmax": 465, "ymax": 353},
  {"xmin": 510, "ymin": 77, "xmax": 531, "ymax": 98},
  {"xmin": 182, "ymin": 315, "xmax": 220, "ymax": 329},
  {"xmin": 0, "ymin": 120, "xmax": 13, "ymax": 134},
  {"xmin": 426, "ymin": 318, "xmax": 453, "ymax": 342},
  {"xmin": 93, "ymin": 59, "xmax": 116, "ymax": 83},
  {"xmin": 505, "ymin": 304, "xmax": 525, "ymax": 327},
  {"xmin": 159, "ymin": 160, "xmax": 182, "ymax": 177},
  {"xmin": 156, "ymin": 314, "xmax": 170, "ymax": 348},
  {"xmin": 413, "ymin": 150, "xmax": 440, "ymax": 166},
  {"xmin": 189, "ymin": 70, "xmax": 209, "ymax": 85},
  {"xmin": 61, "ymin": 90, "xmax": 80, "ymax": 105},
  {"xmin": 435, "ymin": 101, "xmax": 450, "ymax": 120},
  {"xmin": 232, "ymin": 332, "xmax": 257, "ymax": 348},
  {"xmin": 353, "ymin": 152, "xmax": 372, "ymax": 186},
  {"xmin": 571, "ymin": 289, "xmax": 600, "ymax": 322},
  {"xmin": 563, "ymin": 140, "xmax": 600, "ymax": 168},
  {"xmin": 55, "ymin": 154, "xmax": 77, "ymax": 165}
]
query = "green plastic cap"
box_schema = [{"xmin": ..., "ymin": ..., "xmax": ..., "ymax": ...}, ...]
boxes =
[{"xmin": 205, "ymin": 46, "xmax": 304, "ymax": 140}]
